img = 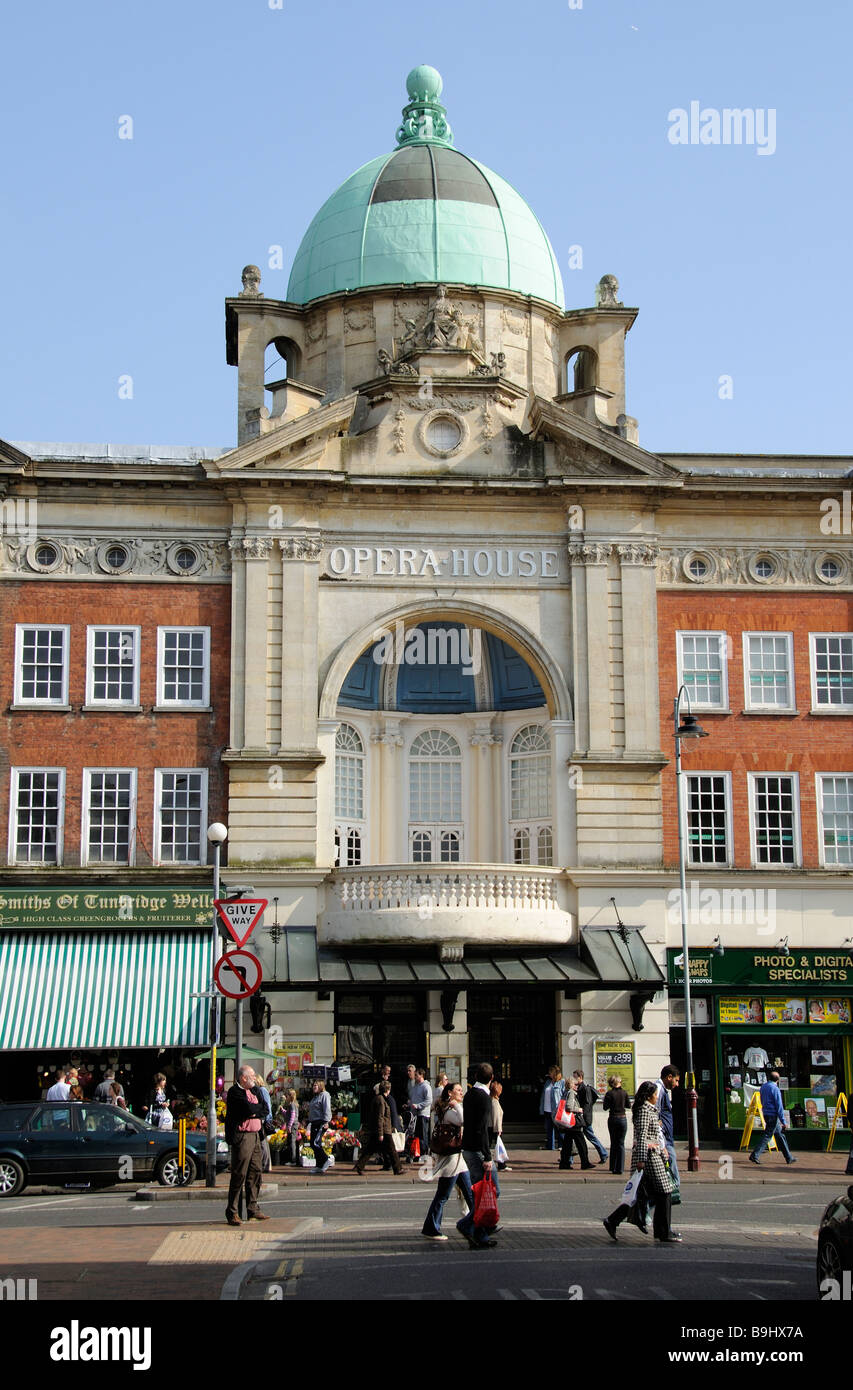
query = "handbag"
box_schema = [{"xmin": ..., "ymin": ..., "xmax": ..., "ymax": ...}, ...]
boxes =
[
  {"xmin": 472, "ymin": 1171, "xmax": 500, "ymax": 1230},
  {"xmin": 263, "ymin": 1115, "xmax": 277, "ymax": 1136},
  {"xmin": 430, "ymin": 1121, "xmax": 463, "ymax": 1156},
  {"xmin": 554, "ymin": 1098, "xmax": 577, "ymax": 1129},
  {"xmin": 390, "ymin": 1131, "xmax": 406, "ymax": 1152}
]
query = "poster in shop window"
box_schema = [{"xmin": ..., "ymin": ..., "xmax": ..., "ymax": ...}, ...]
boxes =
[
  {"xmin": 593, "ymin": 1041, "xmax": 636, "ymax": 1097},
  {"xmin": 808, "ymin": 999, "xmax": 851, "ymax": 1024},
  {"xmin": 763, "ymin": 998, "xmax": 807, "ymax": 1024},
  {"xmin": 719, "ymin": 998, "xmax": 763, "ymax": 1024}
]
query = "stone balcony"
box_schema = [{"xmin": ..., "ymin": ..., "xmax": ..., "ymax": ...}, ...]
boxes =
[{"xmin": 319, "ymin": 864, "xmax": 576, "ymax": 949}]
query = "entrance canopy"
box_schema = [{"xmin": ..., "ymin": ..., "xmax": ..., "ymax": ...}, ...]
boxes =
[
  {"xmin": 266, "ymin": 928, "xmax": 664, "ymax": 991},
  {"xmin": 0, "ymin": 931, "xmax": 211, "ymax": 1050}
]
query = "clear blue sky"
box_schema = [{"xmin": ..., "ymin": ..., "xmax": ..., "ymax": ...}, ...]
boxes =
[{"xmin": 2, "ymin": 0, "xmax": 850, "ymax": 456}]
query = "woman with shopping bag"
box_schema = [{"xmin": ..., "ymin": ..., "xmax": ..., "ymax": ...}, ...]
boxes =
[
  {"xmin": 602, "ymin": 1081, "xmax": 681, "ymax": 1243},
  {"xmin": 421, "ymin": 1083, "xmax": 474, "ymax": 1239},
  {"xmin": 557, "ymin": 1076, "xmax": 594, "ymax": 1170}
]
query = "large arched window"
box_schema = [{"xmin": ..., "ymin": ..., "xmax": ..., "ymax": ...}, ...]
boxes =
[
  {"xmin": 408, "ymin": 729, "xmax": 463, "ymax": 862},
  {"xmin": 509, "ymin": 725, "xmax": 553, "ymax": 865},
  {"xmin": 334, "ymin": 723, "xmax": 365, "ymax": 866}
]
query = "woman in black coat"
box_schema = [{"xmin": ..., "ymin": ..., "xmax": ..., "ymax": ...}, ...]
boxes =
[{"xmin": 602, "ymin": 1074, "xmax": 631, "ymax": 1175}]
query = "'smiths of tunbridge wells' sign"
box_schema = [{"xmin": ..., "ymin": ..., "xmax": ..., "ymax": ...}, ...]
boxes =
[{"xmin": 0, "ymin": 889, "xmax": 214, "ymax": 929}]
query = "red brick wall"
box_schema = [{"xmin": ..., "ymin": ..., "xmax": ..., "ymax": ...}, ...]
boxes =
[
  {"xmin": 658, "ymin": 591, "xmax": 853, "ymax": 869},
  {"xmin": 0, "ymin": 581, "xmax": 231, "ymax": 867}
]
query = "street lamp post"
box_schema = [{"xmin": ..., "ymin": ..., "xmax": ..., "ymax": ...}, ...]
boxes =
[
  {"xmin": 673, "ymin": 686, "xmax": 708, "ymax": 1173},
  {"xmin": 205, "ymin": 822, "xmax": 228, "ymax": 1188}
]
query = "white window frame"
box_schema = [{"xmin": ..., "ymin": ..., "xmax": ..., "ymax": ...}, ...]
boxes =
[
  {"xmin": 681, "ymin": 770, "xmax": 733, "ymax": 868},
  {"xmin": 809, "ymin": 632, "xmax": 853, "ymax": 712},
  {"xmin": 506, "ymin": 721, "xmax": 553, "ymax": 864},
  {"xmin": 81, "ymin": 768, "xmax": 137, "ymax": 867},
  {"xmin": 815, "ymin": 772, "xmax": 853, "ymax": 868},
  {"xmin": 8, "ymin": 767, "xmax": 66, "ymax": 865},
  {"xmin": 85, "ymin": 626, "xmax": 141, "ymax": 707},
  {"xmin": 334, "ymin": 722, "xmax": 367, "ymax": 866},
  {"xmin": 742, "ymin": 632, "xmax": 796, "ymax": 712},
  {"xmin": 156, "ymin": 627, "xmax": 210, "ymax": 708},
  {"xmin": 407, "ymin": 726, "xmax": 465, "ymax": 864},
  {"xmin": 153, "ymin": 769, "xmax": 209, "ymax": 865},
  {"xmin": 676, "ymin": 631, "xmax": 729, "ymax": 711},
  {"xmin": 747, "ymin": 772, "xmax": 801, "ymax": 868},
  {"xmin": 14, "ymin": 624, "xmax": 70, "ymax": 706}
]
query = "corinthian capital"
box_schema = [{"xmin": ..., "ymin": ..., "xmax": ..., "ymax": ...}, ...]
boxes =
[
  {"xmin": 229, "ymin": 535, "xmax": 273, "ymax": 561},
  {"xmin": 567, "ymin": 541, "xmax": 613, "ymax": 566},
  {"xmin": 278, "ymin": 534, "xmax": 323, "ymax": 562},
  {"xmin": 616, "ymin": 542, "xmax": 659, "ymax": 567}
]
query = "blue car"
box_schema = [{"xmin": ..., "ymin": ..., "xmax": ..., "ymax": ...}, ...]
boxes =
[{"xmin": 0, "ymin": 1100, "xmax": 229, "ymax": 1197}]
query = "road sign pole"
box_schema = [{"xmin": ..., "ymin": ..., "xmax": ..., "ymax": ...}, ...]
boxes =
[
  {"xmin": 235, "ymin": 998, "xmax": 243, "ymax": 1080},
  {"xmin": 206, "ymin": 840, "xmax": 223, "ymax": 1188}
]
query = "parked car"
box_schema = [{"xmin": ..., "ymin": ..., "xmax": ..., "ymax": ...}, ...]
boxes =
[
  {"xmin": 816, "ymin": 1183, "xmax": 853, "ymax": 1296},
  {"xmin": 0, "ymin": 1101, "xmax": 229, "ymax": 1197}
]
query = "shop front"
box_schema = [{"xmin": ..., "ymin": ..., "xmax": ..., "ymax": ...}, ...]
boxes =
[
  {"xmin": 667, "ymin": 947, "xmax": 853, "ymax": 1148},
  {"xmin": 0, "ymin": 887, "xmax": 216, "ymax": 1115}
]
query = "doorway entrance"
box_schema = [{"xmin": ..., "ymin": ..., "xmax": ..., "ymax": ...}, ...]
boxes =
[{"xmin": 467, "ymin": 989, "xmax": 557, "ymax": 1121}]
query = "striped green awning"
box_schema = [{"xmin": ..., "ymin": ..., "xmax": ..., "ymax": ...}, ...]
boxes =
[{"xmin": 0, "ymin": 931, "xmax": 212, "ymax": 1050}]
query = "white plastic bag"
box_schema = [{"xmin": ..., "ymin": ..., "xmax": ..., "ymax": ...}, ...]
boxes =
[{"xmin": 620, "ymin": 1171, "xmax": 643, "ymax": 1207}]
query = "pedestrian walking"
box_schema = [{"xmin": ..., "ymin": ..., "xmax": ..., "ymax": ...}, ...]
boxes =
[
  {"xmin": 558, "ymin": 1075, "xmax": 594, "ymax": 1171},
  {"xmin": 354, "ymin": 1081, "xmax": 403, "ymax": 1175},
  {"xmin": 573, "ymin": 1069, "xmax": 608, "ymax": 1164},
  {"xmin": 539, "ymin": 1065, "xmax": 566, "ymax": 1152},
  {"xmin": 281, "ymin": 1088, "xmax": 300, "ymax": 1165},
  {"xmin": 409, "ymin": 1067, "xmax": 432, "ymax": 1163},
  {"xmin": 224, "ymin": 1064, "xmax": 269, "ymax": 1226},
  {"xmin": 602, "ymin": 1074, "xmax": 631, "ymax": 1174},
  {"xmin": 46, "ymin": 1070, "xmax": 70, "ymax": 1101},
  {"xmin": 749, "ymin": 1071, "xmax": 798, "ymax": 1167},
  {"xmin": 603, "ymin": 1081, "xmax": 681, "ymax": 1243},
  {"xmin": 654, "ymin": 1065, "xmax": 683, "ymax": 1198},
  {"xmin": 421, "ymin": 1082, "xmax": 474, "ymax": 1239},
  {"xmin": 94, "ymin": 1069, "xmax": 124, "ymax": 1104},
  {"xmin": 489, "ymin": 1080, "xmax": 511, "ymax": 1171},
  {"xmin": 109, "ymin": 1082, "xmax": 128, "ymax": 1111},
  {"xmin": 255, "ymin": 1073, "xmax": 274, "ymax": 1173},
  {"xmin": 458, "ymin": 1063, "xmax": 500, "ymax": 1250},
  {"xmin": 308, "ymin": 1079, "xmax": 333, "ymax": 1173}
]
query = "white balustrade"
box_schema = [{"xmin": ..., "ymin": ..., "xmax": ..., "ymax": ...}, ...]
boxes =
[{"xmin": 331, "ymin": 865, "xmax": 560, "ymax": 913}]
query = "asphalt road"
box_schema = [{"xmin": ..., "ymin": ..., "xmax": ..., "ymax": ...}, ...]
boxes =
[{"xmin": 0, "ymin": 1177, "xmax": 830, "ymax": 1304}]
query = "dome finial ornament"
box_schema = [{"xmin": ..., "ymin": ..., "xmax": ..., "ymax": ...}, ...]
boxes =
[{"xmin": 396, "ymin": 65, "xmax": 453, "ymax": 148}]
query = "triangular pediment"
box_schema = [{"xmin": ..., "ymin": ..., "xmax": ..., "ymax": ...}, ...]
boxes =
[
  {"xmin": 528, "ymin": 397, "xmax": 684, "ymax": 484},
  {"xmin": 202, "ymin": 394, "xmax": 360, "ymax": 479},
  {"xmin": 0, "ymin": 438, "xmax": 33, "ymax": 475}
]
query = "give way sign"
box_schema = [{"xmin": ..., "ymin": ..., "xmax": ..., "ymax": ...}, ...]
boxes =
[
  {"xmin": 214, "ymin": 897, "xmax": 268, "ymax": 948},
  {"xmin": 214, "ymin": 949, "xmax": 262, "ymax": 1000}
]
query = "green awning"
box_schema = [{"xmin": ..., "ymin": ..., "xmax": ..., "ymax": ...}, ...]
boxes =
[{"xmin": 0, "ymin": 931, "xmax": 211, "ymax": 1050}]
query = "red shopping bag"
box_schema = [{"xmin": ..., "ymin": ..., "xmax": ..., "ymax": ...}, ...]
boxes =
[
  {"xmin": 410, "ymin": 1136, "xmax": 421, "ymax": 1159},
  {"xmin": 554, "ymin": 1098, "xmax": 576, "ymax": 1129},
  {"xmin": 472, "ymin": 1171, "xmax": 500, "ymax": 1229}
]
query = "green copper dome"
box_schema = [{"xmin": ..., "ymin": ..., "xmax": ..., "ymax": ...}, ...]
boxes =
[{"xmin": 286, "ymin": 68, "xmax": 564, "ymax": 309}]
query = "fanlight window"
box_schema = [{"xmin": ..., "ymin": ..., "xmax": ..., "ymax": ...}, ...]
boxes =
[{"xmin": 409, "ymin": 729, "xmax": 462, "ymax": 822}]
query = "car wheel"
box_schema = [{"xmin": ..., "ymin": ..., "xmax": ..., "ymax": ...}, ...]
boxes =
[
  {"xmin": 154, "ymin": 1152, "xmax": 197, "ymax": 1188},
  {"xmin": 0, "ymin": 1158, "xmax": 25, "ymax": 1198},
  {"xmin": 817, "ymin": 1235, "xmax": 844, "ymax": 1295}
]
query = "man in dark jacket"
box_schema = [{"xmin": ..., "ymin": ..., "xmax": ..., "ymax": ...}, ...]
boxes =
[
  {"xmin": 224, "ymin": 1066, "xmax": 270, "ymax": 1226},
  {"xmin": 354, "ymin": 1082, "xmax": 403, "ymax": 1175},
  {"xmin": 573, "ymin": 1069, "xmax": 608, "ymax": 1163},
  {"xmin": 458, "ymin": 1063, "xmax": 498, "ymax": 1249}
]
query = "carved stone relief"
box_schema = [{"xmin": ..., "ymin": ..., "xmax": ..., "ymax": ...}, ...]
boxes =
[
  {"xmin": 0, "ymin": 534, "xmax": 231, "ymax": 578},
  {"xmin": 657, "ymin": 546, "xmax": 851, "ymax": 587}
]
